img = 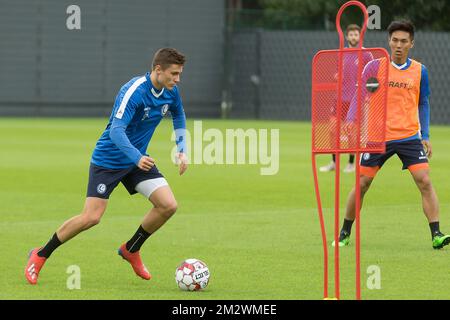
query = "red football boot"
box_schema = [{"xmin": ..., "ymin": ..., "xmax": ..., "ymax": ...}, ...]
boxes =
[
  {"xmin": 25, "ymin": 248, "xmax": 47, "ymax": 285},
  {"xmin": 118, "ymin": 243, "xmax": 151, "ymax": 280}
]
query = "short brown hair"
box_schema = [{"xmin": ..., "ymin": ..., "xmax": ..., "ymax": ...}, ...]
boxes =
[
  {"xmin": 387, "ymin": 20, "xmax": 415, "ymax": 40},
  {"xmin": 346, "ymin": 24, "xmax": 361, "ymax": 35},
  {"xmin": 152, "ymin": 48, "xmax": 186, "ymax": 70}
]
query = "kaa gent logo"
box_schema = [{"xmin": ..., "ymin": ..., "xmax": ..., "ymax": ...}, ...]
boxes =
[
  {"xmin": 161, "ymin": 104, "xmax": 169, "ymax": 116},
  {"xmin": 97, "ymin": 183, "xmax": 107, "ymax": 194}
]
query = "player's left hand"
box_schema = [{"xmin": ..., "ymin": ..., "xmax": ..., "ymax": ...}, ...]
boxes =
[
  {"xmin": 422, "ymin": 140, "xmax": 432, "ymax": 159},
  {"xmin": 176, "ymin": 152, "xmax": 188, "ymax": 176}
]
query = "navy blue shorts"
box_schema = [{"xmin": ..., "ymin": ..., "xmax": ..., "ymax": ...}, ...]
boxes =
[
  {"xmin": 87, "ymin": 163, "xmax": 164, "ymax": 199},
  {"xmin": 361, "ymin": 139, "xmax": 428, "ymax": 171}
]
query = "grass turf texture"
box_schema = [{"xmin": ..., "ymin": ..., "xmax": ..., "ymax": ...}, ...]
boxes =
[{"xmin": 1, "ymin": 118, "xmax": 449, "ymax": 300}]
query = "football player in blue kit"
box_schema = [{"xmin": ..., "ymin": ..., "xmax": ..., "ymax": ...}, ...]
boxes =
[{"xmin": 25, "ymin": 48, "xmax": 188, "ymax": 284}]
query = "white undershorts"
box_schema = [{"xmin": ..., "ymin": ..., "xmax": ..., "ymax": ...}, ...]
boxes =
[{"xmin": 135, "ymin": 177, "xmax": 169, "ymax": 199}]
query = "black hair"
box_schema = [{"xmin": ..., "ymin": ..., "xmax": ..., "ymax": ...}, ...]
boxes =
[{"xmin": 387, "ymin": 20, "xmax": 415, "ymax": 40}]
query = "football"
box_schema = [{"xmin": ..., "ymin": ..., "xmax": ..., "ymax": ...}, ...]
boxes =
[{"xmin": 175, "ymin": 258, "xmax": 210, "ymax": 291}]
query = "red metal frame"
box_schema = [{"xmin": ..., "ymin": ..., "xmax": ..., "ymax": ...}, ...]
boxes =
[{"xmin": 311, "ymin": 1, "xmax": 389, "ymax": 300}]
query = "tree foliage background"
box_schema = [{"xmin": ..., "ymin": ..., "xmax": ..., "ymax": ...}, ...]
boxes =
[{"xmin": 235, "ymin": 0, "xmax": 450, "ymax": 30}]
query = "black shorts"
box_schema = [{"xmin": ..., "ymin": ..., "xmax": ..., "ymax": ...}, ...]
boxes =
[
  {"xmin": 87, "ymin": 163, "xmax": 164, "ymax": 199},
  {"xmin": 361, "ymin": 139, "xmax": 428, "ymax": 171}
]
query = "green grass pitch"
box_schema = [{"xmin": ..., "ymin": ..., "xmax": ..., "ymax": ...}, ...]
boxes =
[{"xmin": 1, "ymin": 118, "xmax": 450, "ymax": 300}]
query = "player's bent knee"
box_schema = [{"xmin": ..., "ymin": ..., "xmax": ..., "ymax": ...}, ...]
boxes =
[
  {"xmin": 83, "ymin": 198, "xmax": 107, "ymax": 217},
  {"xmin": 81, "ymin": 211, "xmax": 103, "ymax": 229},
  {"xmin": 157, "ymin": 199, "xmax": 178, "ymax": 219},
  {"xmin": 360, "ymin": 184, "xmax": 370, "ymax": 194},
  {"xmin": 416, "ymin": 174, "xmax": 432, "ymax": 191},
  {"xmin": 409, "ymin": 165, "xmax": 432, "ymax": 191},
  {"xmin": 359, "ymin": 176, "xmax": 373, "ymax": 194},
  {"xmin": 85, "ymin": 216, "xmax": 102, "ymax": 228},
  {"xmin": 161, "ymin": 200, "xmax": 178, "ymax": 218}
]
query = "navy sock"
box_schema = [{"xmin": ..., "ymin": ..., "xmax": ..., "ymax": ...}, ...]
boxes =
[
  {"xmin": 349, "ymin": 154, "xmax": 355, "ymax": 164},
  {"xmin": 342, "ymin": 218, "xmax": 354, "ymax": 234},
  {"xmin": 38, "ymin": 233, "xmax": 62, "ymax": 258},
  {"xmin": 126, "ymin": 225, "xmax": 151, "ymax": 253},
  {"xmin": 429, "ymin": 222, "xmax": 440, "ymax": 238}
]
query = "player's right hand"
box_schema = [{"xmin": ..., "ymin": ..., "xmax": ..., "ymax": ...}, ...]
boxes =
[
  {"xmin": 343, "ymin": 121, "xmax": 355, "ymax": 136},
  {"xmin": 138, "ymin": 156, "xmax": 155, "ymax": 171}
]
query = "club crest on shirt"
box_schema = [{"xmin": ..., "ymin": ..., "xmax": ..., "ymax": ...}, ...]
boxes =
[
  {"xmin": 142, "ymin": 107, "xmax": 151, "ymax": 120},
  {"xmin": 363, "ymin": 153, "xmax": 371, "ymax": 161},
  {"xmin": 161, "ymin": 104, "xmax": 169, "ymax": 116}
]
